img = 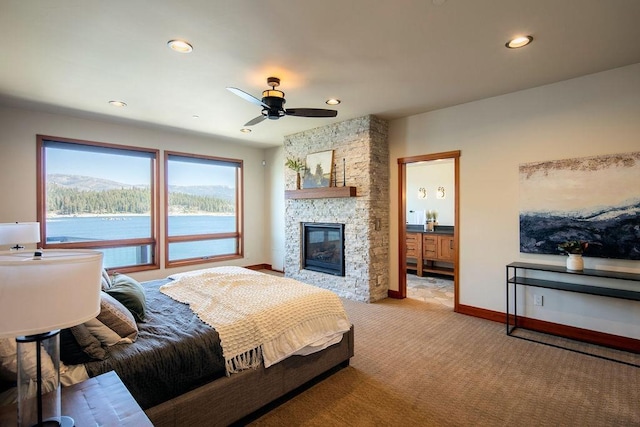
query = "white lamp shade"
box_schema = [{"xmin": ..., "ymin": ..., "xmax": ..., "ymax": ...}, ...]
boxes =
[
  {"xmin": 0, "ymin": 249, "xmax": 103, "ymax": 338},
  {"xmin": 0, "ymin": 222, "xmax": 41, "ymax": 246}
]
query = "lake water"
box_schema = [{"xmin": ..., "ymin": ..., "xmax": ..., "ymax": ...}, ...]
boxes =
[{"xmin": 47, "ymin": 215, "xmax": 236, "ymax": 267}]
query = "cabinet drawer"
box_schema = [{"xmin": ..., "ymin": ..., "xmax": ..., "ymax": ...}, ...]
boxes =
[
  {"xmin": 406, "ymin": 233, "xmax": 420, "ymax": 257},
  {"xmin": 423, "ymin": 235, "xmax": 437, "ymax": 259}
]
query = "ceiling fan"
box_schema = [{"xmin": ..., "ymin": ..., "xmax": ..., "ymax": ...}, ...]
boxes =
[{"xmin": 226, "ymin": 77, "xmax": 338, "ymax": 127}]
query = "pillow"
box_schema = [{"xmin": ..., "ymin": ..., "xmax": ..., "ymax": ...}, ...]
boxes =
[
  {"xmin": 97, "ymin": 292, "xmax": 138, "ymax": 341},
  {"xmin": 84, "ymin": 317, "xmax": 132, "ymax": 346},
  {"xmin": 0, "ymin": 337, "xmax": 56, "ymax": 390},
  {"xmin": 0, "ymin": 339, "xmax": 17, "ymax": 383},
  {"xmin": 105, "ymin": 273, "xmax": 146, "ymax": 322},
  {"xmin": 101, "ymin": 268, "xmax": 112, "ymax": 291},
  {"xmin": 60, "ymin": 326, "xmax": 106, "ymax": 365}
]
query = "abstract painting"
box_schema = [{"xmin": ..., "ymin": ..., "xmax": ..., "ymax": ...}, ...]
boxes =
[{"xmin": 519, "ymin": 151, "xmax": 640, "ymax": 260}]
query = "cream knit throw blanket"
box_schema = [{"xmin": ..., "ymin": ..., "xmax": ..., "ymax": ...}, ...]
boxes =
[{"xmin": 160, "ymin": 269, "xmax": 350, "ymax": 375}]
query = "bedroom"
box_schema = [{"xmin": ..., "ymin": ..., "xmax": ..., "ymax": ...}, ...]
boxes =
[{"xmin": 1, "ymin": 1, "xmax": 640, "ymax": 425}]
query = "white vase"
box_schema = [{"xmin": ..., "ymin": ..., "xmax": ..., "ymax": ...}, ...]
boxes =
[{"xmin": 566, "ymin": 254, "xmax": 584, "ymax": 271}]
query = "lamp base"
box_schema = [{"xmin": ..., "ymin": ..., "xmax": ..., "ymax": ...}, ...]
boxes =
[
  {"xmin": 60, "ymin": 415, "xmax": 74, "ymax": 427},
  {"xmin": 16, "ymin": 331, "xmax": 64, "ymax": 427}
]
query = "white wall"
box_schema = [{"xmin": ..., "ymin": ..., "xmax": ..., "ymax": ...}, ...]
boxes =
[
  {"xmin": 406, "ymin": 160, "xmax": 455, "ymax": 226},
  {"xmin": 0, "ymin": 106, "xmax": 268, "ymax": 282},
  {"xmin": 389, "ymin": 63, "xmax": 640, "ymax": 338},
  {"xmin": 264, "ymin": 145, "xmax": 285, "ymax": 271}
]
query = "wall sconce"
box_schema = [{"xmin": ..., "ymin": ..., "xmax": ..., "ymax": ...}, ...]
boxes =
[
  {"xmin": 437, "ymin": 186, "xmax": 445, "ymax": 199},
  {"xmin": 418, "ymin": 187, "xmax": 427, "ymax": 199}
]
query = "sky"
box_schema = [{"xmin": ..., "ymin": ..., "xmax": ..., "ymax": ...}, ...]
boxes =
[{"xmin": 46, "ymin": 147, "xmax": 236, "ymax": 187}]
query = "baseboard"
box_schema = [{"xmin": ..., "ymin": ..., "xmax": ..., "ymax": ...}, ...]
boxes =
[
  {"xmin": 245, "ymin": 263, "xmax": 272, "ymax": 271},
  {"xmin": 387, "ymin": 289, "xmax": 404, "ymax": 299},
  {"xmin": 457, "ymin": 304, "xmax": 640, "ymax": 354}
]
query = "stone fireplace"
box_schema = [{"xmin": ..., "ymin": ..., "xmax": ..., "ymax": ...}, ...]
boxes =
[{"xmin": 284, "ymin": 115, "xmax": 389, "ymax": 302}]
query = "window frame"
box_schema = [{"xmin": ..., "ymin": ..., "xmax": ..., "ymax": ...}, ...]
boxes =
[
  {"xmin": 164, "ymin": 151, "xmax": 244, "ymax": 268},
  {"xmin": 36, "ymin": 135, "xmax": 160, "ymax": 273}
]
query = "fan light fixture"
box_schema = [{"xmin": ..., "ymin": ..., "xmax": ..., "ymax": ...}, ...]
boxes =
[
  {"xmin": 262, "ymin": 89, "xmax": 285, "ymax": 99},
  {"xmin": 505, "ymin": 35, "xmax": 533, "ymax": 49},
  {"xmin": 326, "ymin": 99, "xmax": 341, "ymax": 105},
  {"xmin": 167, "ymin": 39, "xmax": 193, "ymax": 53},
  {"xmin": 108, "ymin": 100, "xmax": 127, "ymax": 107}
]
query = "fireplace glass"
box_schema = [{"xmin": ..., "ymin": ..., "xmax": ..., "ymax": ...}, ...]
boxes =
[{"xmin": 302, "ymin": 223, "xmax": 345, "ymax": 276}]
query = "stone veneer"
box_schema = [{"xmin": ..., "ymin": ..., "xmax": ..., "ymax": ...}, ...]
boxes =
[{"xmin": 284, "ymin": 115, "xmax": 389, "ymax": 302}]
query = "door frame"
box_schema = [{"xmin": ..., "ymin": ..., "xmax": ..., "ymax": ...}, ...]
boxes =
[{"xmin": 396, "ymin": 150, "xmax": 460, "ymax": 311}]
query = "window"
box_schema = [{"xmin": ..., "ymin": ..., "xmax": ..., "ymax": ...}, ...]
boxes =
[
  {"xmin": 165, "ymin": 152, "xmax": 243, "ymax": 267},
  {"xmin": 37, "ymin": 135, "xmax": 159, "ymax": 272}
]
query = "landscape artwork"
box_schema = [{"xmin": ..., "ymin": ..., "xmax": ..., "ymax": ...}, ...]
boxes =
[
  {"xmin": 519, "ymin": 151, "xmax": 640, "ymax": 260},
  {"xmin": 303, "ymin": 150, "xmax": 334, "ymax": 188}
]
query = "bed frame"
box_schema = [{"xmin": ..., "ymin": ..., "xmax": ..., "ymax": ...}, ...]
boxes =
[{"xmin": 145, "ymin": 326, "xmax": 354, "ymax": 426}]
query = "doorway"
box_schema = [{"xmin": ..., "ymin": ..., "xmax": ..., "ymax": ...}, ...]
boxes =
[{"xmin": 397, "ymin": 151, "xmax": 460, "ymax": 311}]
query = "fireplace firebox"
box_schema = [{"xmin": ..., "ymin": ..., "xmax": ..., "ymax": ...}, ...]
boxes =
[{"xmin": 302, "ymin": 223, "xmax": 345, "ymax": 276}]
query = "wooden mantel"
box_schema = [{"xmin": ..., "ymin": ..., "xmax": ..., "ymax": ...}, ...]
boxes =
[{"xmin": 285, "ymin": 186, "xmax": 357, "ymax": 199}]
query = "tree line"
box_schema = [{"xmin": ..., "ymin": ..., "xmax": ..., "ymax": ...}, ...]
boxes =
[{"xmin": 47, "ymin": 184, "xmax": 234, "ymax": 215}]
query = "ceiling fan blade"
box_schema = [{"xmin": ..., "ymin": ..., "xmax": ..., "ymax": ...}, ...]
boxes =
[
  {"xmin": 226, "ymin": 87, "xmax": 269, "ymax": 109},
  {"xmin": 286, "ymin": 108, "xmax": 338, "ymax": 118},
  {"xmin": 244, "ymin": 115, "xmax": 267, "ymax": 126}
]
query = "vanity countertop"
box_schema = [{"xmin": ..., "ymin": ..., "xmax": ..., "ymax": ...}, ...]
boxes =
[{"xmin": 406, "ymin": 224, "xmax": 454, "ymax": 234}]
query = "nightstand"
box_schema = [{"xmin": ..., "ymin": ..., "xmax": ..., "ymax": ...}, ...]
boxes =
[{"xmin": 0, "ymin": 371, "xmax": 152, "ymax": 426}]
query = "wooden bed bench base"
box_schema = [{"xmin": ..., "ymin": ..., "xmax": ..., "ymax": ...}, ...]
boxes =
[{"xmin": 146, "ymin": 326, "xmax": 354, "ymax": 427}]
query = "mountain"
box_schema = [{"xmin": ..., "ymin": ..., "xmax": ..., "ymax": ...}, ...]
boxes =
[
  {"xmin": 48, "ymin": 174, "xmax": 234, "ymax": 200},
  {"xmin": 48, "ymin": 174, "xmax": 146, "ymax": 191}
]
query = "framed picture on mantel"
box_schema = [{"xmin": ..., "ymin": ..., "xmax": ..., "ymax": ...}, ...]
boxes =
[{"xmin": 303, "ymin": 150, "xmax": 334, "ymax": 188}]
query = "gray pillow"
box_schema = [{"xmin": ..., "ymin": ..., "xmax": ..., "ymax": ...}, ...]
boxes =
[
  {"xmin": 97, "ymin": 292, "xmax": 138, "ymax": 341},
  {"xmin": 69, "ymin": 324, "xmax": 106, "ymax": 360}
]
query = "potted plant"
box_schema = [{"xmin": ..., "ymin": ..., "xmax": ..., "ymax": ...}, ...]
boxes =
[
  {"xmin": 285, "ymin": 157, "xmax": 306, "ymax": 189},
  {"xmin": 425, "ymin": 210, "xmax": 435, "ymax": 231},
  {"xmin": 558, "ymin": 240, "xmax": 589, "ymax": 271}
]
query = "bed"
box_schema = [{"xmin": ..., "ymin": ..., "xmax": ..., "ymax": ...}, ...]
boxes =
[{"xmin": 75, "ymin": 267, "xmax": 353, "ymax": 426}]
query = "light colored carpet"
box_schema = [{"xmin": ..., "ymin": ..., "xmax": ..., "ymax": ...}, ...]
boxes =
[{"xmin": 251, "ymin": 295, "xmax": 640, "ymax": 426}]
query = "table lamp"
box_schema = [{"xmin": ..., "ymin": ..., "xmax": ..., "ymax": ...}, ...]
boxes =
[
  {"xmin": 0, "ymin": 249, "xmax": 103, "ymax": 427},
  {"xmin": 0, "ymin": 222, "xmax": 41, "ymax": 250}
]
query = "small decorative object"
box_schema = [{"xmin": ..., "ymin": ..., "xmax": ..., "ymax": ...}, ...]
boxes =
[
  {"xmin": 303, "ymin": 150, "xmax": 334, "ymax": 188},
  {"xmin": 558, "ymin": 240, "xmax": 589, "ymax": 271},
  {"xmin": 285, "ymin": 157, "xmax": 306, "ymax": 189},
  {"xmin": 418, "ymin": 187, "xmax": 427, "ymax": 199},
  {"xmin": 436, "ymin": 186, "xmax": 445, "ymax": 199},
  {"xmin": 425, "ymin": 210, "xmax": 436, "ymax": 231},
  {"xmin": 342, "ymin": 158, "xmax": 346, "ymax": 187}
]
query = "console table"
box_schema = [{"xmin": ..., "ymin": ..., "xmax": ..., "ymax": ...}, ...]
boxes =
[
  {"xmin": 0, "ymin": 371, "xmax": 152, "ymax": 426},
  {"xmin": 506, "ymin": 262, "xmax": 640, "ymax": 366}
]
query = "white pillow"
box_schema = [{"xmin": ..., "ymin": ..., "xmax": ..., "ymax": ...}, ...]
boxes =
[{"xmin": 0, "ymin": 338, "xmax": 57, "ymax": 395}]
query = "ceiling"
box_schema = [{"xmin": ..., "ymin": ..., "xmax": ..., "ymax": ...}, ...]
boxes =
[{"xmin": 1, "ymin": 0, "xmax": 639, "ymax": 148}]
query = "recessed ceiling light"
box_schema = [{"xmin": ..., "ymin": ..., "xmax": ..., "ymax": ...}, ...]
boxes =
[
  {"xmin": 326, "ymin": 99, "xmax": 341, "ymax": 105},
  {"xmin": 505, "ymin": 35, "xmax": 533, "ymax": 49},
  {"xmin": 240, "ymin": 128, "xmax": 252, "ymax": 133},
  {"xmin": 167, "ymin": 39, "xmax": 193, "ymax": 53},
  {"xmin": 192, "ymin": 115, "xmax": 199, "ymax": 119},
  {"xmin": 108, "ymin": 100, "xmax": 127, "ymax": 107}
]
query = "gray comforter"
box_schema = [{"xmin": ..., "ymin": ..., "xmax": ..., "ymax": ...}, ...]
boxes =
[{"xmin": 84, "ymin": 279, "xmax": 226, "ymax": 409}]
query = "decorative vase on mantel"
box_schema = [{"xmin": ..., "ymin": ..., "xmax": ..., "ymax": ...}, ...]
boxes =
[{"xmin": 566, "ymin": 254, "xmax": 584, "ymax": 271}]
